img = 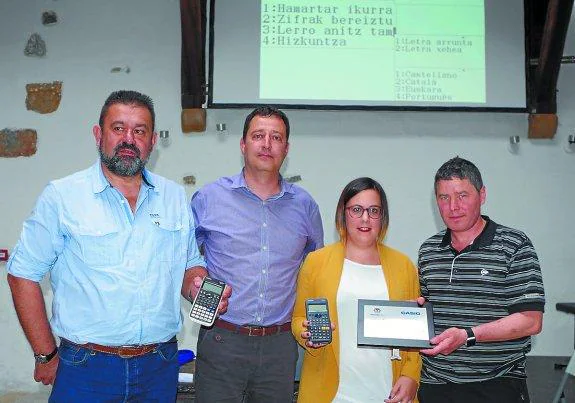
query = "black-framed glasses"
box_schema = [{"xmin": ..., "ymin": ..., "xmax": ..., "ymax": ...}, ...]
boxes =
[{"xmin": 346, "ymin": 205, "xmax": 383, "ymax": 219}]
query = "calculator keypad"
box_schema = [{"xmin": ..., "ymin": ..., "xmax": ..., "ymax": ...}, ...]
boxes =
[
  {"xmin": 308, "ymin": 312, "xmax": 331, "ymax": 343},
  {"xmin": 190, "ymin": 290, "xmax": 219, "ymax": 324}
]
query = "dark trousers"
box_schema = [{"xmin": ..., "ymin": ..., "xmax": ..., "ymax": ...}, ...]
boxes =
[
  {"xmin": 194, "ymin": 326, "xmax": 298, "ymax": 403},
  {"xmin": 418, "ymin": 377, "xmax": 530, "ymax": 403}
]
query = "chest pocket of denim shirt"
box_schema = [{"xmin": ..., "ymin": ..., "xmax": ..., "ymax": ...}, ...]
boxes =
[
  {"xmin": 73, "ymin": 223, "xmax": 122, "ymax": 267},
  {"xmin": 150, "ymin": 219, "xmax": 184, "ymax": 263}
]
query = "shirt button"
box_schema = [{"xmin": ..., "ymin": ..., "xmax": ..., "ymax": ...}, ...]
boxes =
[
  {"xmin": 262, "ymin": 246, "xmax": 267, "ymax": 250},
  {"xmin": 262, "ymin": 269, "xmax": 266, "ymax": 274},
  {"xmin": 263, "ymin": 222, "xmax": 267, "ymax": 227},
  {"xmin": 259, "ymin": 293, "xmax": 263, "ymax": 298},
  {"xmin": 257, "ymin": 317, "xmax": 261, "ymax": 322}
]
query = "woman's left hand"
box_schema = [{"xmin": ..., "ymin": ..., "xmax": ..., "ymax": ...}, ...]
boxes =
[{"xmin": 384, "ymin": 375, "xmax": 417, "ymax": 403}]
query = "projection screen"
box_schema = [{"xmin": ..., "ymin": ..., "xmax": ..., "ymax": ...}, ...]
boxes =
[{"xmin": 208, "ymin": 0, "xmax": 528, "ymax": 111}]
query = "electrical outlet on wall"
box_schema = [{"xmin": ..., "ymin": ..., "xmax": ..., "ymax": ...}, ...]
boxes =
[{"xmin": 0, "ymin": 249, "xmax": 9, "ymax": 262}]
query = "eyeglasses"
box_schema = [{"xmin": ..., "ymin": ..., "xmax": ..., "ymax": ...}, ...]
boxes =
[{"xmin": 346, "ymin": 205, "xmax": 383, "ymax": 219}]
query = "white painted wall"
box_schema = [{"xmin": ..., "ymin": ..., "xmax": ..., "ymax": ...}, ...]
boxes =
[{"xmin": 1, "ymin": 0, "xmax": 574, "ymax": 394}]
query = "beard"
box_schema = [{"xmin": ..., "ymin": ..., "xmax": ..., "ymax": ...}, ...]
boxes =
[{"xmin": 99, "ymin": 142, "xmax": 149, "ymax": 177}]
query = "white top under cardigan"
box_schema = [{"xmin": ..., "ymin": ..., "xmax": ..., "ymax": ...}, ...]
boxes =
[{"xmin": 333, "ymin": 259, "xmax": 393, "ymax": 402}]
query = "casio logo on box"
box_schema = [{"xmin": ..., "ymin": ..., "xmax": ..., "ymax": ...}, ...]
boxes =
[{"xmin": 401, "ymin": 310, "xmax": 421, "ymax": 316}]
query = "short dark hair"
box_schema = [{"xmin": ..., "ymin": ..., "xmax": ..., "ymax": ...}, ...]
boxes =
[
  {"xmin": 434, "ymin": 156, "xmax": 483, "ymax": 193},
  {"xmin": 242, "ymin": 106, "xmax": 290, "ymax": 140},
  {"xmin": 99, "ymin": 90, "xmax": 155, "ymax": 131},
  {"xmin": 335, "ymin": 177, "xmax": 389, "ymax": 243}
]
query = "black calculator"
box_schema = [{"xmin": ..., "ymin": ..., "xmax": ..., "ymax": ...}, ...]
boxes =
[
  {"xmin": 306, "ymin": 298, "xmax": 332, "ymax": 344},
  {"xmin": 189, "ymin": 277, "xmax": 226, "ymax": 327}
]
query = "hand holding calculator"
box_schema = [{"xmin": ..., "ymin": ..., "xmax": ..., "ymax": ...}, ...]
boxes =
[
  {"xmin": 305, "ymin": 298, "xmax": 332, "ymax": 345},
  {"xmin": 189, "ymin": 277, "xmax": 226, "ymax": 327}
]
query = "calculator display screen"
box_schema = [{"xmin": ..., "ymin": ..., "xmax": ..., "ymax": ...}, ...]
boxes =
[
  {"xmin": 308, "ymin": 304, "xmax": 327, "ymax": 313},
  {"xmin": 203, "ymin": 282, "xmax": 223, "ymax": 294}
]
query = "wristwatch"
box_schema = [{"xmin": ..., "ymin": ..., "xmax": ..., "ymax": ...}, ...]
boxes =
[
  {"xmin": 34, "ymin": 347, "xmax": 58, "ymax": 364},
  {"xmin": 465, "ymin": 328, "xmax": 476, "ymax": 347}
]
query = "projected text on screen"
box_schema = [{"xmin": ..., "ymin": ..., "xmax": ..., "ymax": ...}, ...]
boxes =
[{"xmin": 259, "ymin": 0, "xmax": 486, "ymax": 104}]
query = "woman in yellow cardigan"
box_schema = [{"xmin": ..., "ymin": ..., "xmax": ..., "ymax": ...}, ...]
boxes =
[{"xmin": 292, "ymin": 177, "xmax": 421, "ymax": 403}]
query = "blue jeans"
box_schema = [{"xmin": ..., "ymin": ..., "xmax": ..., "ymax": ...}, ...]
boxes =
[{"xmin": 50, "ymin": 338, "xmax": 179, "ymax": 403}]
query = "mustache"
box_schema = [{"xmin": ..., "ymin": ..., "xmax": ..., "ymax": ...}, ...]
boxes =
[{"xmin": 114, "ymin": 142, "xmax": 140, "ymax": 157}]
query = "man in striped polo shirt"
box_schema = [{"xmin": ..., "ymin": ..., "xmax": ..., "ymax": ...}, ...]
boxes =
[{"xmin": 417, "ymin": 156, "xmax": 545, "ymax": 403}]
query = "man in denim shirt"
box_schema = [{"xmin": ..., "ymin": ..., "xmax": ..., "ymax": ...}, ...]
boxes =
[
  {"xmin": 183, "ymin": 106, "xmax": 324, "ymax": 402},
  {"xmin": 6, "ymin": 90, "xmax": 223, "ymax": 401}
]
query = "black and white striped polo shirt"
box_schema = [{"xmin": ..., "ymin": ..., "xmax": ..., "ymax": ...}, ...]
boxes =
[{"xmin": 418, "ymin": 216, "xmax": 545, "ymax": 384}]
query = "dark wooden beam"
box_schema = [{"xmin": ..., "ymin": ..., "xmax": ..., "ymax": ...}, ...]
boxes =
[
  {"xmin": 531, "ymin": 0, "xmax": 574, "ymax": 115},
  {"xmin": 180, "ymin": 0, "xmax": 207, "ymax": 132}
]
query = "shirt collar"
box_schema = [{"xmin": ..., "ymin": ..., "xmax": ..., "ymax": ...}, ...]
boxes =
[
  {"xmin": 440, "ymin": 215, "xmax": 497, "ymax": 250},
  {"xmin": 231, "ymin": 169, "xmax": 295, "ymax": 198},
  {"xmin": 90, "ymin": 161, "xmax": 156, "ymax": 194}
]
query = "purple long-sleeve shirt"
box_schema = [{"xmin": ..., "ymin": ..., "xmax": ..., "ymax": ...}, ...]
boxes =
[{"xmin": 191, "ymin": 171, "xmax": 324, "ymax": 326}]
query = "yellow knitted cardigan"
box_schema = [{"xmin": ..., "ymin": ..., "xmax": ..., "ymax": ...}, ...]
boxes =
[{"xmin": 292, "ymin": 242, "xmax": 422, "ymax": 403}]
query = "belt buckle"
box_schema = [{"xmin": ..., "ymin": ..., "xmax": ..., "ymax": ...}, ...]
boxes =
[{"xmin": 248, "ymin": 326, "xmax": 263, "ymax": 336}]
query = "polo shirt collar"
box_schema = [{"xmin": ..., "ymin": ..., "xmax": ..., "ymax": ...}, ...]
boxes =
[
  {"xmin": 440, "ymin": 215, "xmax": 497, "ymax": 250},
  {"xmin": 91, "ymin": 161, "xmax": 156, "ymax": 194}
]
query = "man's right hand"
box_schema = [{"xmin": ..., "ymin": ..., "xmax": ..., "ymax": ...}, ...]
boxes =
[
  {"xmin": 217, "ymin": 284, "xmax": 232, "ymax": 315},
  {"xmin": 420, "ymin": 327, "xmax": 468, "ymax": 356},
  {"xmin": 34, "ymin": 355, "xmax": 59, "ymax": 385},
  {"xmin": 7, "ymin": 275, "xmax": 59, "ymax": 386}
]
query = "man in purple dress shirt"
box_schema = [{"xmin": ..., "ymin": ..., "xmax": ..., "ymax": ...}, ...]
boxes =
[{"xmin": 182, "ymin": 106, "xmax": 324, "ymax": 402}]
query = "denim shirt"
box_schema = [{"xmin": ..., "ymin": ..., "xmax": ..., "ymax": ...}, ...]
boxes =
[{"xmin": 8, "ymin": 162, "xmax": 205, "ymax": 345}]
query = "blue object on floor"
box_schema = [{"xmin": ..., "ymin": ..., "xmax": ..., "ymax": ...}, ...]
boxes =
[{"xmin": 178, "ymin": 349, "xmax": 195, "ymax": 366}]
